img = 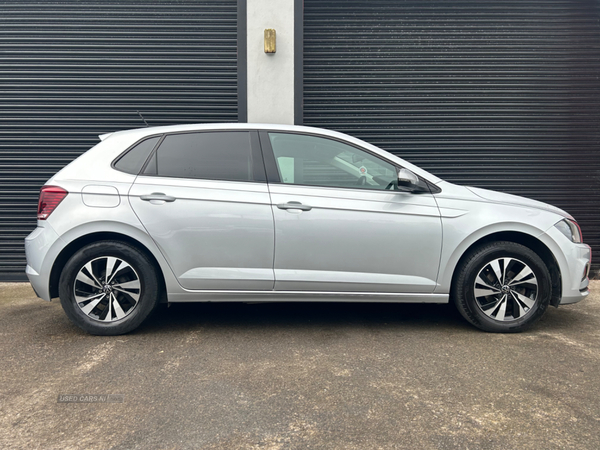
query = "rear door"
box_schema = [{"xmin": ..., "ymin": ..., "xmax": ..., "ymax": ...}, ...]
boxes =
[
  {"xmin": 129, "ymin": 130, "xmax": 275, "ymax": 290},
  {"xmin": 261, "ymin": 131, "xmax": 442, "ymax": 293}
]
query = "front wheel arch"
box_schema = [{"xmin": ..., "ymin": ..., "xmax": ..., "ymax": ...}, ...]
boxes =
[{"xmin": 450, "ymin": 231, "xmax": 561, "ymax": 308}]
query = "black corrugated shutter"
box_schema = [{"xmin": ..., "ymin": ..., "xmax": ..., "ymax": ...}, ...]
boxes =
[
  {"xmin": 304, "ymin": 0, "xmax": 600, "ymax": 275},
  {"xmin": 0, "ymin": 1, "xmax": 238, "ymax": 280}
]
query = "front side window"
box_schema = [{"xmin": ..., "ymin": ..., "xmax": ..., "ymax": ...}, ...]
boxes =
[
  {"xmin": 268, "ymin": 133, "xmax": 397, "ymax": 190},
  {"xmin": 143, "ymin": 131, "xmax": 258, "ymax": 182}
]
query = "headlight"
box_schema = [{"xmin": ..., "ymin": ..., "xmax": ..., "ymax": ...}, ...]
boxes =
[{"xmin": 554, "ymin": 219, "xmax": 582, "ymax": 243}]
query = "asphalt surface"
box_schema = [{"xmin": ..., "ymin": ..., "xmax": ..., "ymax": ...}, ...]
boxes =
[{"xmin": 1, "ymin": 282, "xmax": 599, "ymax": 450}]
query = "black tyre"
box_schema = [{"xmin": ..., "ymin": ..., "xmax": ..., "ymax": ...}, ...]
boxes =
[
  {"xmin": 452, "ymin": 241, "xmax": 552, "ymax": 333},
  {"xmin": 59, "ymin": 240, "xmax": 159, "ymax": 335}
]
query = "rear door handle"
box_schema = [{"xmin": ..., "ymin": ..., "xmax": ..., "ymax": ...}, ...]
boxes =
[
  {"xmin": 140, "ymin": 192, "xmax": 176, "ymax": 202},
  {"xmin": 277, "ymin": 201, "xmax": 312, "ymax": 211}
]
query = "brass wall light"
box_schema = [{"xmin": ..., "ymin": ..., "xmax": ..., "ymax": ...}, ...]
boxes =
[{"xmin": 264, "ymin": 29, "xmax": 276, "ymax": 53}]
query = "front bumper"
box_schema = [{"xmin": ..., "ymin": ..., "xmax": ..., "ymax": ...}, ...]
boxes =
[
  {"xmin": 559, "ymin": 243, "xmax": 591, "ymax": 305},
  {"xmin": 544, "ymin": 225, "xmax": 592, "ymax": 305}
]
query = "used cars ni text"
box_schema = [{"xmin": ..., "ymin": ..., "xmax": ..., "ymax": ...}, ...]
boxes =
[{"xmin": 25, "ymin": 123, "xmax": 592, "ymax": 334}]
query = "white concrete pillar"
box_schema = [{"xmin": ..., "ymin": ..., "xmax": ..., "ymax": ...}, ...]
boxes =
[{"xmin": 246, "ymin": 0, "xmax": 295, "ymax": 124}]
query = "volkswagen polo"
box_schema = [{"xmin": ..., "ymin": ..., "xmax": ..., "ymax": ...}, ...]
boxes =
[{"xmin": 25, "ymin": 123, "xmax": 592, "ymax": 335}]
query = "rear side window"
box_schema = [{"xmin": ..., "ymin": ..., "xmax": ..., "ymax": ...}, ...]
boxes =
[
  {"xmin": 143, "ymin": 131, "xmax": 259, "ymax": 182},
  {"xmin": 113, "ymin": 136, "xmax": 160, "ymax": 174}
]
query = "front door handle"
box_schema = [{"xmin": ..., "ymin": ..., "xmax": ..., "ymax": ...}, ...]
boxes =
[
  {"xmin": 140, "ymin": 193, "xmax": 176, "ymax": 202},
  {"xmin": 277, "ymin": 201, "xmax": 312, "ymax": 211}
]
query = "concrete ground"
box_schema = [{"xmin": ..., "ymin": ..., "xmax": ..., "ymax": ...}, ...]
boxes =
[{"xmin": 1, "ymin": 282, "xmax": 599, "ymax": 450}]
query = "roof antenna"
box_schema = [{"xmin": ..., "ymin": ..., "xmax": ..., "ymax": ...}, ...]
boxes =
[{"xmin": 137, "ymin": 111, "xmax": 149, "ymax": 127}]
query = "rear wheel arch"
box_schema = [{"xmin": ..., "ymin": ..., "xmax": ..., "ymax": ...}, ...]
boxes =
[
  {"xmin": 450, "ymin": 231, "xmax": 561, "ymax": 309},
  {"xmin": 49, "ymin": 232, "xmax": 167, "ymax": 302}
]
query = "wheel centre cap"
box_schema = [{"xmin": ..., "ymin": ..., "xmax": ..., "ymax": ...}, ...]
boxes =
[
  {"xmin": 102, "ymin": 284, "xmax": 113, "ymax": 294},
  {"xmin": 501, "ymin": 285, "xmax": 511, "ymax": 293}
]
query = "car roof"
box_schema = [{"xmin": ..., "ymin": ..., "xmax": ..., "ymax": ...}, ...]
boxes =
[
  {"xmin": 94, "ymin": 123, "xmax": 442, "ymax": 185},
  {"xmin": 101, "ymin": 123, "xmax": 347, "ymax": 141}
]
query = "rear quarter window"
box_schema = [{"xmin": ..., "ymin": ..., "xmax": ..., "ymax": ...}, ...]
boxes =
[{"xmin": 113, "ymin": 136, "xmax": 161, "ymax": 175}]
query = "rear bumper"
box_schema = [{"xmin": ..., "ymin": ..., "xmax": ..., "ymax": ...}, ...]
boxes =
[{"xmin": 25, "ymin": 224, "xmax": 61, "ymax": 302}]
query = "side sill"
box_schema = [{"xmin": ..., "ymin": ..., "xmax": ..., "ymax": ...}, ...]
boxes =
[{"xmin": 167, "ymin": 291, "xmax": 449, "ymax": 303}]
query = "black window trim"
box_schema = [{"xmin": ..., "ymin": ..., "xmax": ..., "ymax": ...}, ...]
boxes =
[
  {"xmin": 136, "ymin": 129, "xmax": 267, "ymax": 184},
  {"xmin": 258, "ymin": 130, "xmax": 441, "ymax": 194}
]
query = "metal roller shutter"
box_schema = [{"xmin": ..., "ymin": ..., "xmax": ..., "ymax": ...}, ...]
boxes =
[
  {"xmin": 304, "ymin": 0, "xmax": 600, "ymax": 275},
  {"xmin": 0, "ymin": 0, "xmax": 238, "ymax": 281}
]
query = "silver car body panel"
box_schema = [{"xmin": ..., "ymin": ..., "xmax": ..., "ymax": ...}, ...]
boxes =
[
  {"xmin": 431, "ymin": 181, "xmax": 590, "ymax": 303},
  {"xmin": 25, "ymin": 123, "xmax": 591, "ymax": 307},
  {"xmin": 166, "ymin": 291, "xmax": 449, "ymax": 303},
  {"xmin": 129, "ymin": 176, "xmax": 275, "ymax": 290},
  {"xmin": 268, "ymin": 183, "xmax": 442, "ymax": 292}
]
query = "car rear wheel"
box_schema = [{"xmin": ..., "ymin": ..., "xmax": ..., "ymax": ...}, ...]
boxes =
[
  {"xmin": 453, "ymin": 241, "xmax": 552, "ymax": 332},
  {"xmin": 59, "ymin": 241, "xmax": 159, "ymax": 335}
]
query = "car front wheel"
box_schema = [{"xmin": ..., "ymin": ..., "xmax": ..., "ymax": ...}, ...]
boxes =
[
  {"xmin": 59, "ymin": 241, "xmax": 159, "ymax": 335},
  {"xmin": 453, "ymin": 241, "xmax": 552, "ymax": 332}
]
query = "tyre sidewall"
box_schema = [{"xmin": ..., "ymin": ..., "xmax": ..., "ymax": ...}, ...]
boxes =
[{"xmin": 59, "ymin": 241, "xmax": 159, "ymax": 335}]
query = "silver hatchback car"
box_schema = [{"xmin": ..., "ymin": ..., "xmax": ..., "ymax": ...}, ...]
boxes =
[{"xmin": 25, "ymin": 123, "xmax": 591, "ymax": 335}]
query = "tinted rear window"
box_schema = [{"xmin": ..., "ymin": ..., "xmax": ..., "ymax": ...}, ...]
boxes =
[
  {"xmin": 143, "ymin": 131, "xmax": 256, "ymax": 182},
  {"xmin": 113, "ymin": 136, "xmax": 160, "ymax": 175}
]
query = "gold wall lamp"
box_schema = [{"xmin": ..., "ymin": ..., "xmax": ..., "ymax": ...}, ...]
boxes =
[{"xmin": 264, "ymin": 29, "xmax": 276, "ymax": 53}]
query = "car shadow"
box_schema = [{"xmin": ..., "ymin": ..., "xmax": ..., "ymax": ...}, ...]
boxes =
[
  {"xmin": 138, "ymin": 300, "xmax": 475, "ymax": 335},
  {"xmin": 134, "ymin": 299, "xmax": 595, "ymax": 336}
]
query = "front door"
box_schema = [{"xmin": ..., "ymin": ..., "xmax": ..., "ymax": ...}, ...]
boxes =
[{"xmin": 262, "ymin": 131, "xmax": 442, "ymax": 293}]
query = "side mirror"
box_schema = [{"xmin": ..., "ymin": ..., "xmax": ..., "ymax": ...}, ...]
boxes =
[{"xmin": 397, "ymin": 168, "xmax": 419, "ymax": 188}]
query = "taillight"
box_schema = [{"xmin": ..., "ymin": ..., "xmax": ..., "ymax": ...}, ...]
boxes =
[{"xmin": 37, "ymin": 186, "xmax": 68, "ymax": 220}]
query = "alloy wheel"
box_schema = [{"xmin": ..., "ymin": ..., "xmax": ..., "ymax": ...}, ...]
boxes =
[
  {"xmin": 473, "ymin": 257, "xmax": 538, "ymax": 322},
  {"xmin": 73, "ymin": 256, "xmax": 141, "ymax": 322}
]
